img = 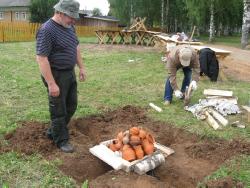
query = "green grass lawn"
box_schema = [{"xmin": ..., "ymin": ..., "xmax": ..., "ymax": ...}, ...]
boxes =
[
  {"xmin": 0, "ymin": 38, "xmax": 249, "ymax": 187},
  {"xmin": 198, "ymin": 34, "xmax": 243, "ymax": 48}
]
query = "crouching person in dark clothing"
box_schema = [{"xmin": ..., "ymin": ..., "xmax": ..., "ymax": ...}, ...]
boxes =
[{"xmin": 36, "ymin": 0, "xmax": 86, "ymax": 153}]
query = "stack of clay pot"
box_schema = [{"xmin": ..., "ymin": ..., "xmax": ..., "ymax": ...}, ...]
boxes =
[{"xmin": 108, "ymin": 127, "xmax": 155, "ymax": 162}]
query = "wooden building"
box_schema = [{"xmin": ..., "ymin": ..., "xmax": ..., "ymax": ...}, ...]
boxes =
[
  {"xmin": 0, "ymin": 1, "xmax": 119, "ymax": 27},
  {"xmin": 77, "ymin": 15, "xmax": 119, "ymax": 28},
  {"xmin": 0, "ymin": 0, "xmax": 30, "ymax": 22}
]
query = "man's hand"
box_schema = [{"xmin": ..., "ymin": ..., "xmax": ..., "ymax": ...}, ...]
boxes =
[
  {"xmin": 174, "ymin": 90, "xmax": 183, "ymax": 99},
  {"xmin": 191, "ymin": 80, "xmax": 197, "ymax": 90},
  {"xmin": 79, "ymin": 68, "xmax": 86, "ymax": 81},
  {"xmin": 48, "ymin": 82, "xmax": 60, "ymax": 97}
]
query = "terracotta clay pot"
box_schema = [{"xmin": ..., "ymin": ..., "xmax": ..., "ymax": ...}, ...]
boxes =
[
  {"xmin": 133, "ymin": 145, "xmax": 144, "ymax": 159},
  {"xmin": 113, "ymin": 139, "xmax": 123, "ymax": 150},
  {"xmin": 142, "ymin": 139, "xmax": 154, "ymax": 155},
  {"xmin": 109, "ymin": 143, "xmax": 118, "ymax": 152},
  {"xmin": 138, "ymin": 129, "xmax": 146, "ymax": 139},
  {"xmin": 122, "ymin": 133, "xmax": 129, "ymax": 145},
  {"xmin": 122, "ymin": 144, "xmax": 131, "ymax": 150},
  {"xmin": 146, "ymin": 133, "xmax": 155, "ymax": 144},
  {"xmin": 122, "ymin": 145, "xmax": 136, "ymax": 161},
  {"xmin": 129, "ymin": 127, "xmax": 139, "ymax": 135},
  {"xmin": 129, "ymin": 135, "xmax": 141, "ymax": 146},
  {"xmin": 117, "ymin": 131, "xmax": 124, "ymax": 141}
]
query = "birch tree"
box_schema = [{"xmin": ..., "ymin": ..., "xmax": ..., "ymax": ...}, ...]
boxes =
[
  {"xmin": 161, "ymin": 0, "xmax": 164, "ymax": 30},
  {"xmin": 130, "ymin": 0, "xmax": 134, "ymax": 24},
  {"xmin": 165, "ymin": 0, "xmax": 169, "ymax": 32},
  {"xmin": 241, "ymin": 0, "xmax": 250, "ymax": 48},
  {"xmin": 107, "ymin": 0, "xmax": 243, "ymax": 36},
  {"xmin": 209, "ymin": 0, "xmax": 215, "ymax": 42}
]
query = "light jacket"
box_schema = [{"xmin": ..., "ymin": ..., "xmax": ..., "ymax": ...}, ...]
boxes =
[{"xmin": 166, "ymin": 45, "xmax": 200, "ymax": 91}]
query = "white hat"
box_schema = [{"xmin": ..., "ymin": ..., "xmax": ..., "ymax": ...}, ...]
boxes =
[{"xmin": 179, "ymin": 47, "xmax": 192, "ymax": 66}]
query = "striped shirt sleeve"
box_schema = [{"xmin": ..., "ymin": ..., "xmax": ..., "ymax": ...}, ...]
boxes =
[{"xmin": 36, "ymin": 27, "xmax": 53, "ymax": 56}]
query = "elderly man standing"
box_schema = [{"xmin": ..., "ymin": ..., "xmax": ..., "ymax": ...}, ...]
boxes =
[
  {"xmin": 164, "ymin": 45, "xmax": 200, "ymax": 105},
  {"xmin": 36, "ymin": 0, "xmax": 86, "ymax": 153}
]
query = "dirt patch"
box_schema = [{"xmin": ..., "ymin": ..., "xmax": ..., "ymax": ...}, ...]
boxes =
[
  {"xmin": 3, "ymin": 122, "xmax": 56, "ymax": 155},
  {"xmin": 186, "ymin": 139, "xmax": 250, "ymax": 162},
  {"xmin": 2, "ymin": 105, "xmax": 250, "ymax": 187},
  {"xmin": 209, "ymin": 44, "xmax": 250, "ymax": 82},
  {"xmin": 205, "ymin": 176, "xmax": 244, "ymax": 188}
]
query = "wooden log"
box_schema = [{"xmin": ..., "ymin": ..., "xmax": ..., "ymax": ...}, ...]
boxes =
[
  {"xmin": 242, "ymin": 106, "xmax": 250, "ymax": 122},
  {"xmin": 154, "ymin": 142, "xmax": 175, "ymax": 156},
  {"xmin": 203, "ymin": 89, "xmax": 233, "ymax": 97},
  {"xmin": 189, "ymin": 25, "xmax": 196, "ymax": 42},
  {"xmin": 205, "ymin": 97, "xmax": 238, "ymax": 105},
  {"xmin": 149, "ymin": 103, "xmax": 162, "ymax": 112},
  {"xmin": 209, "ymin": 109, "xmax": 228, "ymax": 126},
  {"xmin": 206, "ymin": 95, "xmax": 237, "ymax": 100},
  {"xmin": 205, "ymin": 111, "xmax": 220, "ymax": 130}
]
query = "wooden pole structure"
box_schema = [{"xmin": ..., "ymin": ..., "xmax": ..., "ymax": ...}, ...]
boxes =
[{"xmin": 189, "ymin": 25, "xmax": 196, "ymax": 42}]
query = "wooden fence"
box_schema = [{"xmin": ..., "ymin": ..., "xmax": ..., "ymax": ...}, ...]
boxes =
[
  {"xmin": 0, "ymin": 22, "xmax": 120, "ymax": 43},
  {"xmin": 0, "ymin": 22, "xmax": 40, "ymax": 42}
]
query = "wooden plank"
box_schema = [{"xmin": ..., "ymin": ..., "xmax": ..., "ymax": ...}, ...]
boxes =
[
  {"xmin": 98, "ymin": 31, "xmax": 108, "ymax": 44},
  {"xmin": 205, "ymin": 111, "xmax": 221, "ymax": 130},
  {"xmin": 155, "ymin": 35, "xmax": 203, "ymax": 45},
  {"xmin": 189, "ymin": 26, "xmax": 196, "ymax": 42},
  {"xmin": 209, "ymin": 109, "xmax": 229, "ymax": 126},
  {"xmin": 145, "ymin": 31, "xmax": 162, "ymax": 34},
  {"xmin": 129, "ymin": 17, "xmax": 147, "ymax": 31},
  {"xmin": 192, "ymin": 45, "xmax": 231, "ymax": 57},
  {"xmin": 135, "ymin": 31, "xmax": 145, "ymax": 45},
  {"xmin": 205, "ymin": 96, "xmax": 238, "ymax": 105},
  {"xmin": 111, "ymin": 31, "xmax": 120, "ymax": 44},
  {"xmin": 95, "ymin": 31, "xmax": 103, "ymax": 44},
  {"xmin": 146, "ymin": 35, "xmax": 155, "ymax": 46},
  {"xmin": 203, "ymin": 89, "xmax": 233, "ymax": 97},
  {"xmin": 123, "ymin": 32, "xmax": 132, "ymax": 44},
  {"xmin": 149, "ymin": 103, "xmax": 162, "ymax": 112},
  {"xmin": 154, "ymin": 142, "xmax": 175, "ymax": 157}
]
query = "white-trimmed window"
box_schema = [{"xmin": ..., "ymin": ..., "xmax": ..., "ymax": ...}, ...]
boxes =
[
  {"xmin": 21, "ymin": 12, "xmax": 26, "ymax": 20},
  {"xmin": 15, "ymin": 12, "xmax": 19, "ymax": 20},
  {"xmin": 0, "ymin": 12, "xmax": 3, "ymax": 20}
]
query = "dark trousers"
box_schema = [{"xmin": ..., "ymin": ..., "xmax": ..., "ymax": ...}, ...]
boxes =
[
  {"xmin": 42, "ymin": 69, "xmax": 77, "ymax": 147},
  {"xmin": 164, "ymin": 67, "xmax": 192, "ymax": 102}
]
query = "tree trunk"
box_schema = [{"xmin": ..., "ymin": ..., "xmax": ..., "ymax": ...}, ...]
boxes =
[
  {"xmin": 196, "ymin": 27, "xmax": 200, "ymax": 37},
  {"xmin": 165, "ymin": 0, "xmax": 169, "ymax": 32},
  {"xmin": 161, "ymin": 0, "xmax": 164, "ymax": 31},
  {"xmin": 175, "ymin": 18, "xmax": 178, "ymax": 32},
  {"xmin": 209, "ymin": 0, "xmax": 215, "ymax": 42},
  {"xmin": 217, "ymin": 22, "xmax": 222, "ymax": 37},
  {"xmin": 225, "ymin": 26, "xmax": 231, "ymax": 36},
  {"xmin": 241, "ymin": 0, "xmax": 250, "ymax": 49},
  {"xmin": 130, "ymin": 0, "xmax": 134, "ymax": 25}
]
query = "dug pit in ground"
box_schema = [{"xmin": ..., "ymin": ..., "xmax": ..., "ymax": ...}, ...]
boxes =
[{"xmin": 1, "ymin": 105, "xmax": 250, "ymax": 187}]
